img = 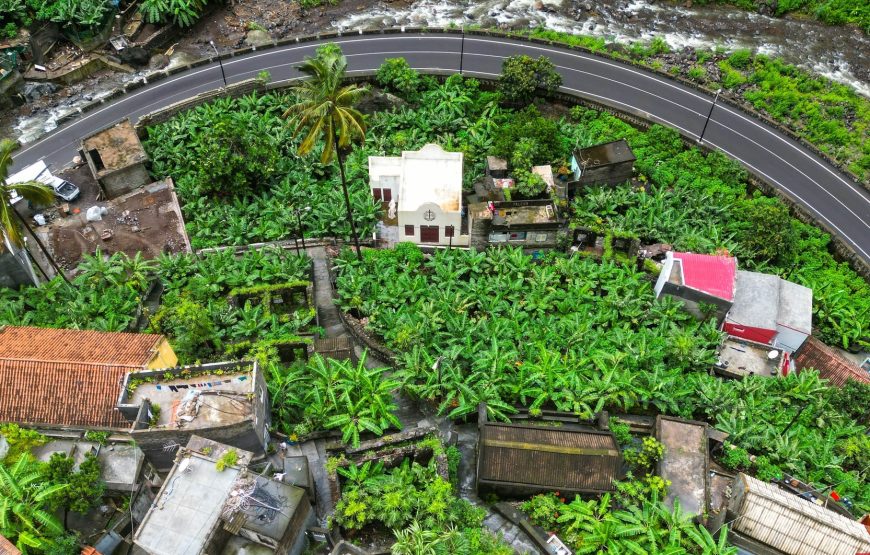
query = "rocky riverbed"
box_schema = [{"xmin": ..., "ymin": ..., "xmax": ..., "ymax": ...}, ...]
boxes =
[{"xmin": 335, "ymin": 0, "xmax": 870, "ymax": 96}]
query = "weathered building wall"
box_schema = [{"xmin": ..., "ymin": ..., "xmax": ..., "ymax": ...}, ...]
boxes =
[
  {"xmin": 100, "ymin": 164, "xmax": 151, "ymax": 199},
  {"xmin": 132, "ymin": 420, "xmax": 264, "ymax": 471}
]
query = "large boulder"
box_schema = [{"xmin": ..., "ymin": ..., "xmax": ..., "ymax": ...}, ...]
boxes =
[
  {"xmin": 244, "ymin": 30, "xmax": 273, "ymax": 47},
  {"xmin": 119, "ymin": 46, "xmax": 150, "ymax": 66}
]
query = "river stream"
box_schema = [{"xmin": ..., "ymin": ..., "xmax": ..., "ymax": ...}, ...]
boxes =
[{"xmin": 334, "ymin": 0, "xmax": 870, "ymax": 97}]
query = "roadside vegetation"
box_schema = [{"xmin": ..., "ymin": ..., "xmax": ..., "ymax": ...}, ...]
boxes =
[
  {"xmin": 512, "ymin": 28, "xmax": 870, "ymax": 181},
  {"xmin": 0, "ymin": 0, "xmax": 115, "ymax": 40},
  {"xmin": 693, "ymin": 0, "xmax": 869, "ymax": 33}
]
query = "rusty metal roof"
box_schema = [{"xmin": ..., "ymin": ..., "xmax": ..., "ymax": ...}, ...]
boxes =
[{"xmin": 478, "ymin": 423, "xmax": 621, "ymax": 493}]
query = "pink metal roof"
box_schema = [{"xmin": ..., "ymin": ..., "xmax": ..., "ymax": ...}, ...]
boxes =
[{"xmin": 674, "ymin": 252, "xmax": 737, "ymax": 301}]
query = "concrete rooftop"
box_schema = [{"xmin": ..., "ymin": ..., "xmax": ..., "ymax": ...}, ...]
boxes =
[
  {"xmin": 81, "ymin": 119, "xmax": 147, "ymax": 175},
  {"xmin": 717, "ymin": 337, "xmax": 782, "ymax": 378},
  {"xmin": 129, "ymin": 370, "xmax": 254, "ymax": 430}
]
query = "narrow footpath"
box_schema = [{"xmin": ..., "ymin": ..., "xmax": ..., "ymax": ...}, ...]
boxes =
[{"xmin": 288, "ymin": 246, "xmax": 542, "ymax": 552}]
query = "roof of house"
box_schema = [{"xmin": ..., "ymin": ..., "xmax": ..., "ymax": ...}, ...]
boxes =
[
  {"xmin": 730, "ymin": 473, "xmax": 870, "ymax": 555},
  {"xmin": 573, "ymin": 139, "xmax": 636, "ymax": 168},
  {"xmin": 669, "ymin": 252, "xmax": 737, "ymax": 301},
  {"xmin": 727, "ymin": 271, "xmax": 813, "ymax": 334},
  {"xmin": 794, "ymin": 336, "xmax": 870, "ymax": 387},
  {"xmin": 0, "ymin": 326, "xmax": 163, "ymax": 367},
  {"xmin": 135, "ymin": 437, "xmax": 304, "ymax": 555},
  {"xmin": 478, "ymin": 423, "xmax": 621, "ymax": 493},
  {"xmin": 396, "ymin": 144, "xmax": 463, "ymax": 213},
  {"xmin": 656, "ymin": 416, "xmax": 708, "ymax": 517},
  {"xmin": 81, "ymin": 118, "xmax": 148, "ymax": 174},
  {"xmin": 728, "ymin": 271, "xmax": 780, "ymax": 330},
  {"xmin": 0, "ymin": 360, "xmax": 129, "ymax": 429},
  {"xmin": 0, "ymin": 533, "xmax": 21, "ymax": 555},
  {"xmin": 0, "ymin": 327, "xmax": 165, "ymax": 429}
]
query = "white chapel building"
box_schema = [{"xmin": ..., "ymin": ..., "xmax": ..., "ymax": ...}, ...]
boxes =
[{"xmin": 368, "ymin": 144, "xmax": 468, "ymax": 246}]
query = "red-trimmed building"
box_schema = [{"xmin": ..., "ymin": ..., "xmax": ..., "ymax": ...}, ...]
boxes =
[
  {"xmin": 655, "ymin": 252, "xmax": 813, "ymax": 353},
  {"xmin": 654, "ymin": 251, "xmax": 737, "ymax": 322}
]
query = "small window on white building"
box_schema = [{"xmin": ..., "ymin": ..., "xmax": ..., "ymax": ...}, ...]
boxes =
[
  {"xmin": 489, "ymin": 232, "xmax": 508, "ymax": 243},
  {"xmin": 535, "ymin": 232, "xmax": 549, "ymax": 243},
  {"xmin": 509, "ymin": 232, "xmax": 527, "ymax": 241}
]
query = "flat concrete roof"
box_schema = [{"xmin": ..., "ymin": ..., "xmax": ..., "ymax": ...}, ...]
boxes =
[
  {"xmin": 81, "ymin": 119, "xmax": 148, "ymax": 175},
  {"xmin": 129, "ymin": 369, "xmax": 254, "ymax": 430},
  {"xmin": 32, "ymin": 439, "xmax": 145, "ymax": 490},
  {"xmin": 728, "ymin": 271, "xmax": 780, "ymax": 330},
  {"xmin": 135, "ymin": 453, "xmax": 241, "ymax": 555},
  {"xmin": 717, "ymin": 337, "xmax": 782, "ymax": 378},
  {"xmin": 657, "ymin": 416, "xmax": 707, "ymax": 517},
  {"xmin": 397, "ymin": 144, "xmax": 463, "ymax": 214},
  {"xmin": 470, "ymin": 201, "xmax": 560, "ymax": 225}
]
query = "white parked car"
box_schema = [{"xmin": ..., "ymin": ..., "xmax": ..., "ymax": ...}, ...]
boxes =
[{"xmin": 7, "ymin": 159, "xmax": 80, "ymax": 204}]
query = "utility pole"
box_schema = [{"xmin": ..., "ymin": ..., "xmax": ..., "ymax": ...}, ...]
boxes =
[
  {"xmin": 294, "ymin": 206, "xmax": 311, "ymax": 252},
  {"xmin": 698, "ymin": 88, "xmax": 721, "ymax": 145},
  {"xmin": 209, "ymin": 41, "xmax": 227, "ymax": 87},
  {"xmin": 459, "ymin": 27, "xmax": 465, "ymax": 75}
]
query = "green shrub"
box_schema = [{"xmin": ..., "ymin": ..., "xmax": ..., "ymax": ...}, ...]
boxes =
[
  {"xmin": 753, "ymin": 455, "xmax": 783, "ymax": 481},
  {"xmin": 497, "ymin": 54, "xmax": 562, "ymax": 106},
  {"xmin": 608, "ymin": 418, "xmax": 633, "ymax": 446},
  {"xmin": 721, "ymin": 442, "xmax": 751, "ymax": 470},
  {"xmin": 687, "ymin": 65, "xmax": 707, "ymax": 80},
  {"xmin": 139, "ymin": 0, "xmax": 207, "ymax": 27},
  {"xmin": 521, "ymin": 492, "xmax": 562, "ymax": 531},
  {"xmin": 376, "ymin": 57, "xmax": 422, "ymax": 99},
  {"xmin": 215, "ymin": 449, "xmax": 238, "ymax": 471},
  {"xmin": 727, "ymin": 49, "xmax": 753, "ymax": 69},
  {"xmin": 623, "ymin": 437, "xmax": 666, "ymax": 472}
]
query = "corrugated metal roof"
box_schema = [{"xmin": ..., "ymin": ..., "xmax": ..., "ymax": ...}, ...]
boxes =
[
  {"xmin": 478, "ymin": 423, "xmax": 621, "ymax": 492},
  {"xmin": 731, "ymin": 473, "xmax": 870, "ymax": 555},
  {"xmin": 0, "ymin": 534, "xmax": 20, "ymax": 555}
]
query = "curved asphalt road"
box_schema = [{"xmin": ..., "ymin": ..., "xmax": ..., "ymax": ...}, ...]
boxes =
[{"xmin": 10, "ymin": 32, "xmax": 870, "ymax": 264}]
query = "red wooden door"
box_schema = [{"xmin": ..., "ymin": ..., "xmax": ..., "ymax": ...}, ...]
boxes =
[{"xmin": 420, "ymin": 225, "xmax": 439, "ymax": 243}]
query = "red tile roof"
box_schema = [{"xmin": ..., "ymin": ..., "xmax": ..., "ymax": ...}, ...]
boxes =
[
  {"xmin": 794, "ymin": 337, "xmax": 870, "ymax": 387},
  {"xmin": 0, "ymin": 326, "xmax": 162, "ymax": 366},
  {"xmin": 0, "ymin": 360, "xmax": 129, "ymax": 429},
  {"xmin": 674, "ymin": 252, "xmax": 737, "ymax": 301},
  {"xmin": 0, "ymin": 326, "xmax": 166, "ymax": 430},
  {"xmin": 0, "ymin": 533, "xmax": 21, "ymax": 555}
]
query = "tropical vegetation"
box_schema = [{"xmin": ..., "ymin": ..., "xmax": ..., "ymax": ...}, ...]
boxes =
[
  {"xmin": 150, "ymin": 247, "xmax": 313, "ymax": 362},
  {"xmin": 512, "ymin": 28, "xmax": 870, "ymax": 181},
  {"xmin": 332, "ymin": 454, "xmax": 511, "ymax": 554},
  {"xmin": 0, "ymin": 0, "xmax": 114, "ymax": 38},
  {"xmin": 264, "ymin": 351, "xmax": 402, "ymax": 447},
  {"xmin": 522, "ymin": 490, "xmax": 737, "ymax": 554},
  {"xmin": 143, "ymin": 92, "xmax": 379, "ymax": 250}
]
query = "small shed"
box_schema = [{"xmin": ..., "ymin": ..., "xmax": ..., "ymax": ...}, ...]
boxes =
[
  {"xmin": 476, "ymin": 423, "xmax": 621, "ymax": 497},
  {"xmin": 569, "ymin": 139, "xmax": 636, "ymax": 193},
  {"xmin": 81, "ymin": 118, "xmax": 151, "ymax": 199},
  {"xmin": 727, "ymin": 473, "xmax": 870, "ymax": 555}
]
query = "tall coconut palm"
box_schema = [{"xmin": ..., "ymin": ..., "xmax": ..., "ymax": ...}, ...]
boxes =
[
  {"xmin": 283, "ymin": 44, "xmax": 368, "ymax": 261},
  {"xmin": 0, "ymin": 138, "xmax": 64, "ymax": 282}
]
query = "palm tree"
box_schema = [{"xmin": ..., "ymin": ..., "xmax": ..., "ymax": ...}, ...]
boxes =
[
  {"xmin": 283, "ymin": 44, "xmax": 369, "ymax": 261},
  {"xmin": 0, "ymin": 138, "xmax": 66, "ymax": 282},
  {"xmin": 0, "ymin": 456, "xmax": 69, "ymax": 553}
]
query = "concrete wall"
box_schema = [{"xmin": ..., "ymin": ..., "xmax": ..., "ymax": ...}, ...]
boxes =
[
  {"xmin": 397, "ymin": 202, "xmax": 467, "ymax": 247},
  {"xmin": 132, "ymin": 420, "xmax": 265, "ymax": 472},
  {"xmin": 100, "ymin": 164, "xmax": 152, "ymax": 199},
  {"xmin": 0, "ymin": 244, "xmax": 38, "ymax": 289}
]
